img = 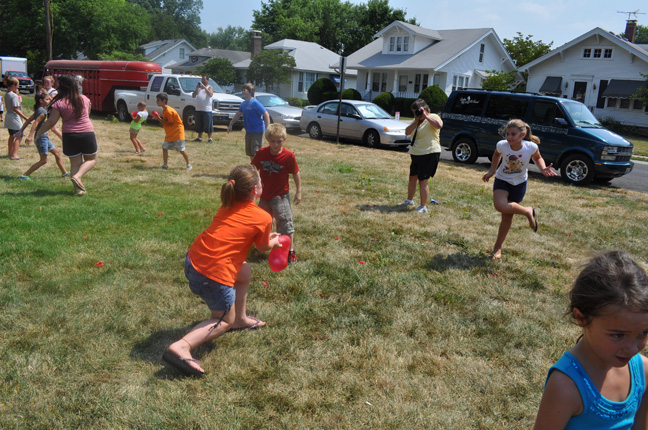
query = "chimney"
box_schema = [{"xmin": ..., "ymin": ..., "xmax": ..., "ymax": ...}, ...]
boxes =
[
  {"xmin": 625, "ymin": 19, "xmax": 637, "ymax": 43},
  {"xmin": 251, "ymin": 30, "xmax": 262, "ymax": 57}
]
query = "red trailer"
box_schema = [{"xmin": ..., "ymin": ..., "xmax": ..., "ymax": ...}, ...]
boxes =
[{"xmin": 44, "ymin": 60, "xmax": 162, "ymax": 112}]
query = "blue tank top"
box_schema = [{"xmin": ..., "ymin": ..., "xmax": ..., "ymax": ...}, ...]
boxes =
[{"xmin": 546, "ymin": 351, "xmax": 645, "ymax": 429}]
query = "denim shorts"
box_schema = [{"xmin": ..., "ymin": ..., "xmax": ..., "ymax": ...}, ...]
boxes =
[
  {"xmin": 36, "ymin": 137, "xmax": 55, "ymax": 155},
  {"xmin": 8, "ymin": 129, "xmax": 23, "ymax": 136},
  {"xmin": 493, "ymin": 178, "xmax": 527, "ymax": 203},
  {"xmin": 259, "ymin": 193, "xmax": 294, "ymax": 235},
  {"xmin": 184, "ymin": 255, "xmax": 235, "ymax": 311},
  {"xmin": 195, "ymin": 111, "xmax": 213, "ymax": 134}
]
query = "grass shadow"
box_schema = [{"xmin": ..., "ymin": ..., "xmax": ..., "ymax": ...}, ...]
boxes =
[
  {"xmin": 356, "ymin": 203, "xmax": 410, "ymax": 213},
  {"xmin": 427, "ymin": 251, "xmax": 490, "ymax": 272}
]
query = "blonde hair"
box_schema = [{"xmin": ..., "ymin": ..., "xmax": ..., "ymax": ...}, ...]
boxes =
[
  {"xmin": 220, "ymin": 165, "xmax": 259, "ymax": 208},
  {"xmin": 137, "ymin": 101, "xmax": 147, "ymax": 109},
  {"xmin": 266, "ymin": 123, "xmax": 287, "ymax": 139},
  {"xmin": 499, "ymin": 119, "xmax": 540, "ymax": 144}
]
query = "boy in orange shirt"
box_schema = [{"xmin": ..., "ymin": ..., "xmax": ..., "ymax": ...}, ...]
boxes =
[{"xmin": 154, "ymin": 92, "xmax": 191, "ymax": 170}]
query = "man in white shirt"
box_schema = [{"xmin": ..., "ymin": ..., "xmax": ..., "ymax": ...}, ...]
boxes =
[{"xmin": 191, "ymin": 75, "xmax": 214, "ymax": 143}]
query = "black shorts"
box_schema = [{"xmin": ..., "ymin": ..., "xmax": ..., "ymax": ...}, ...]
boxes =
[
  {"xmin": 62, "ymin": 132, "xmax": 98, "ymax": 157},
  {"xmin": 195, "ymin": 111, "xmax": 213, "ymax": 134},
  {"xmin": 409, "ymin": 152, "xmax": 440, "ymax": 181},
  {"xmin": 493, "ymin": 178, "xmax": 527, "ymax": 203}
]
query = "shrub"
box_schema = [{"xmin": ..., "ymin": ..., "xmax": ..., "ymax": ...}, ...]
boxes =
[
  {"xmin": 393, "ymin": 97, "xmax": 416, "ymax": 116},
  {"xmin": 307, "ymin": 78, "xmax": 338, "ymax": 105},
  {"xmin": 286, "ymin": 97, "xmax": 302, "ymax": 107},
  {"xmin": 419, "ymin": 85, "xmax": 448, "ymax": 113},
  {"xmin": 373, "ymin": 92, "xmax": 394, "ymax": 112},
  {"xmin": 341, "ymin": 88, "xmax": 362, "ymax": 100}
]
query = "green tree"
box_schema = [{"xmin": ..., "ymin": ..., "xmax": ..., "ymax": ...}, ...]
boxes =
[
  {"xmin": 621, "ymin": 24, "xmax": 648, "ymax": 43},
  {"xmin": 208, "ymin": 26, "xmax": 251, "ymax": 51},
  {"xmin": 480, "ymin": 70, "xmax": 519, "ymax": 91},
  {"xmin": 195, "ymin": 58, "xmax": 239, "ymax": 86},
  {"xmin": 129, "ymin": 0, "xmax": 207, "ymax": 47},
  {"xmin": 503, "ymin": 33, "xmax": 553, "ymax": 68},
  {"xmin": 252, "ymin": 0, "xmax": 414, "ymax": 55},
  {"xmin": 97, "ymin": 51, "xmax": 149, "ymax": 61},
  {"xmin": 246, "ymin": 50, "xmax": 296, "ymax": 91}
]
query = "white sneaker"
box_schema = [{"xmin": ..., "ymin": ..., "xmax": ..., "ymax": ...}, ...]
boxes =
[
  {"xmin": 186, "ymin": 164, "xmax": 193, "ymax": 170},
  {"xmin": 398, "ymin": 199, "xmax": 415, "ymax": 206},
  {"xmin": 415, "ymin": 205, "xmax": 428, "ymax": 213}
]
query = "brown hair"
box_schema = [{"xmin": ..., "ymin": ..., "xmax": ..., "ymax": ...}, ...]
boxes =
[
  {"xmin": 499, "ymin": 119, "xmax": 540, "ymax": 144},
  {"xmin": 49, "ymin": 75, "xmax": 84, "ymax": 118},
  {"xmin": 242, "ymin": 83, "xmax": 255, "ymax": 96},
  {"xmin": 6, "ymin": 77, "xmax": 19, "ymax": 88},
  {"xmin": 568, "ymin": 250, "xmax": 648, "ymax": 326},
  {"xmin": 137, "ymin": 101, "xmax": 147, "ymax": 109},
  {"xmin": 220, "ymin": 164, "xmax": 259, "ymax": 208}
]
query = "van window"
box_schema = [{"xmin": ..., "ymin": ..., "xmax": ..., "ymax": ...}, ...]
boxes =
[
  {"xmin": 529, "ymin": 101, "xmax": 566, "ymax": 126},
  {"xmin": 450, "ymin": 92, "xmax": 487, "ymax": 116},
  {"xmin": 484, "ymin": 95, "xmax": 529, "ymax": 120},
  {"xmin": 150, "ymin": 76, "xmax": 164, "ymax": 92}
]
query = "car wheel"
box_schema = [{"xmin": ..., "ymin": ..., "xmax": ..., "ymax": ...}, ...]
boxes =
[
  {"xmin": 183, "ymin": 107, "xmax": 196, "ymax": 128},
  {"xmin": 363, "ymin": 130, "xmax": 381, "ymax": 148},
  {"xmin": 308, "ymin": 122, "xmax": 322, "ymax": 139},
  {"xmin": 117, "ymin": 102, "xmax": 130, "ymax": 122},
  {"xmin": 452, "ymin": 138, "xmax": 478, "ymax": 164},
  {"xmin": 560, "ymin": 154, "xmax": 594, "ymax": 185}
]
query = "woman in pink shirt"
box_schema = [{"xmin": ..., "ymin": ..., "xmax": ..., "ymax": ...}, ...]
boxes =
[{"xmin": 35, "ymin": 75, "xmax": 97, "ymax": 195}]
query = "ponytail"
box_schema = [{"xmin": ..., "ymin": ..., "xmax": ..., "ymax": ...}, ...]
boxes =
[{"xmin": 220, "ymin": 164, "xmax": 259, "ymax": 208}]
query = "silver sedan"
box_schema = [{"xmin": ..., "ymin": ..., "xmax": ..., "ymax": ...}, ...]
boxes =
[
  {"xmin": 234, "ymin": 92, "xmax": 303, "ymax": 130},
  {"xmin": 299, "ymin": 100, "xmax": 411, "ymax": 148}
]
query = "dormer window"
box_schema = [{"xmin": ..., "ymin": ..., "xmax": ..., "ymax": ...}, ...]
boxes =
[
  {"xmin": 479, "ymin": 44, "xmax": 485, "ymax": 62},
  {"xmin": 389, "ymin": 36, "xmax": 409, "ymax": 52}
]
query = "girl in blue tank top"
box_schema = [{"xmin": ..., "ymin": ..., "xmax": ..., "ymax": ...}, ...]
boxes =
[{"xmin": 534, "ymin": 251, "xmax": 648, "ymax": 429}]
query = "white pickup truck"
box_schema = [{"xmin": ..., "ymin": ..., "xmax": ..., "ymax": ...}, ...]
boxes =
[{"xmin": 114, "ymin": 74, "xmax": 243, "ymax": 127}]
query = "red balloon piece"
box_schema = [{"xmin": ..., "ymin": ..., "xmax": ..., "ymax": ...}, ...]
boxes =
[
  {"xmin": 152, "ymin": 110, "xmax": 160, "ymax": 119},
  {"xmin": 131, "ymin": 110, "xmax": 138, "ymax": 119},
  {"xmin": 268, "ymin": 235, "xmax": 291, "ymax": 272}
]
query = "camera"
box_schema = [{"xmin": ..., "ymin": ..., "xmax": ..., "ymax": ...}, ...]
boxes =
[{"xmin": 415, "ymin": 108, "xmax": 424, "ymax": 117}]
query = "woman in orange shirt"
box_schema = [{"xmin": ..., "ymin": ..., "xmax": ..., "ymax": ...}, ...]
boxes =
[{"xmin": 163, "ymin": 164, "xmax": 281, "ymax": 377}]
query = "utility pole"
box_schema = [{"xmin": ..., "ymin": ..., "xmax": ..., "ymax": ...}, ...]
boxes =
[{"xmin": 44, "ymin": 0, "xmax": 53, "ymax": 60}]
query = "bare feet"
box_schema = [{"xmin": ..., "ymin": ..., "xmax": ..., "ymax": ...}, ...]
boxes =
[
  {"xmin": 167, "ymin": 339, "xmax": 204, "ymax": 374},
  {"xmin": 231, "ymin": 316, "xmax": 266, "ymax": 331},
  {"xmin": 491, "ymin": 248, "xmax": 502, "ymax": 260}
]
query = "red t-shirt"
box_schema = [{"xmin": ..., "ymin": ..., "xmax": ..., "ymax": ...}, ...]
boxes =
[
  {"xmin": 188, "ymin": 201, "xmax": 272, "ymax": 286},
  {"xmin": 252, "ymin": 147, "xmax": 299, "ymax": 201}
]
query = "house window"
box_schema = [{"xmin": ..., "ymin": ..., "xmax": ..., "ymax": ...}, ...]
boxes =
[
  {"xmin": 633, "ymin": 99, "xmax": 644, "ymax": 110},
  {"xmin": 298, "ymin": 72, "xmax": 304, "ymax": 92},
  {"xmin": 619, "ymin": 99, "xmax": 630, "ymax": 109},
  {"xmin": 583, "ymin": 49, "xmax": 591, "ymax": 58},
  {"xmin": 452, "ymin": 75, "xmax": 469, "ymax": 91},
  {"xmin": 593, "ymin": 48, "xmax": 601, "ymax": 58},
  {"xmin": 479, "ymin": 44, "xmax": 485, "ymax": 62},
  {"xmin": 607, "ymin": 98, "xmax": 617, "ymax": 108},
  {"xmin": 415, "ymin": 74, "xmax": 429, "ymax": 93},
  {"xmin": 179, "ymin": 48, "xmax": 185, "ymax": 59},
  {"xmin": 372, "ymin": 73, "xmax": 387, "ymax": 92},
  {"xmin": 399, "ymin": 75, "xmax": 408, "ymax": 92},
  {"xmin": 403, "ymin": 37, "xmax": 409, "ymax": 52},
  {"xmin": 432, "ymin": 75, "xmax": 440, "ymax": 86},
  {"xmin": 604, "ymin": 48, "xmax": 613, "ymax": 58},
  {"xmin": 305, "ymin": 73, "xmax": 317, "ymax": 91},
  {"xmin": 389, "ymin": 37, "xmax": 395, "ymax": 52},
  {"xmin": 396, "ymin": 37, "xmax": 402, "ymax": 51}
]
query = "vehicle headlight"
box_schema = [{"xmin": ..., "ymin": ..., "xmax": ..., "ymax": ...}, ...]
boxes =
[
  {"xmin": 383, "ymin": 127, "xmax": 404, "ymax": 133},
  {"xmin": 602, "ymin": 146, "xmax": 618, "ymax": 155}
]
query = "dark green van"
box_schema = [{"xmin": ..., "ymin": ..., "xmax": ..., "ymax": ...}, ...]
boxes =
[{"xmin": 439, "ymin": 90, "xmax": 634, "ymax": 184}]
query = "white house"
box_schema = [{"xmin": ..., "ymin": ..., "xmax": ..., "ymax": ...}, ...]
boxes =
[
  {"xmin": 137, "ymin": 39, "xmax": 197, "ymax": 73},
  {"xmin": 345, "ymin": 21, "xmax": 517, "ymax": 101},
  {"xmin": 520, "ymin": 23, "xmax": 648, "ymax": 127},
  {"xmin": 233, "ymin": 39, "xmax": 357, "ymax": 100}
]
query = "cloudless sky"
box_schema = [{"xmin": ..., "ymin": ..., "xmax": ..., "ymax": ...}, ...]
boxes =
[{"xmin": 200, "ymin": 0, "xmax": 645, "ymax": 49}]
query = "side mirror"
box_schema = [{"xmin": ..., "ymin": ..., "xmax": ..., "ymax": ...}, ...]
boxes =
[{"xmin": 554, "ymin": 118, "xmax": 568, "ymax": 126}]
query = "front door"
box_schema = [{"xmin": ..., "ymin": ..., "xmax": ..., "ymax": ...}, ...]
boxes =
[{"xmin": 572, "ymin": 82, "xmax": 587, "ymax": 104}]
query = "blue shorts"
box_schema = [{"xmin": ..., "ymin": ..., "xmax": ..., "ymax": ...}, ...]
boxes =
[
  {"xmin": 8, "ymin": 129, "xmax": 23, "ymax": 136},
  {"xmin": 493, "ymin": 178, "xmax": 527, "ymax": 203},
  {"xmin": 195, "ymin": 111, "xmax": 213, "ymax": 134},
  {"xmin": 36, "ymin": 137, "xmax": 55, "ymax": 155},
  {"xmin": 184, "ymin": 255, "xmax": 235, "ymax": 312}
]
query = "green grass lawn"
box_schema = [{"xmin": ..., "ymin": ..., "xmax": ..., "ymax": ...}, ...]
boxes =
[
  {"xmin": 1, "ymin": 114, "xmax": 647, "ymax": 429},
  {"xmin": 629, "ymin": 136, "xmax": 648, "ymax": 157}
]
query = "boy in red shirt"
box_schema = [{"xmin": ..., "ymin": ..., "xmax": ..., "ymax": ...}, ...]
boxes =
[
  {"xmin": 252, "ymin": 123, "xmax": 301, "ymax": 262},
  {"xmin": 154, "ymin": 92, "xmax": 192, "ymax": 170}
]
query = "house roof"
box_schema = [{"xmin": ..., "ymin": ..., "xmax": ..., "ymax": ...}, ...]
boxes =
[
  {"xmin": 375, "ymin": 20, "xmax": 442, "ymax": 41},
  {"xmin": 169, "ymin": 48, "xmax": 251, "ymax": 72},
  {"xmin": 139, "ymin": 39, "xmax": 196, "ymax": 62},
  {"xmin": 519, "ymin": 27, "xmax": 648, "ymax": 70},
  {"xmin": 346, "ymin": 27, "xmax": 498, "ymax": 70},
  {"xmin": 233, "ymin": 39, "xmax": 356, "ymax": 75}
]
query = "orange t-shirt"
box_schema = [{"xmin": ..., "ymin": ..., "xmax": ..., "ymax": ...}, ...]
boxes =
[
  {"xmin": 162, "ymin": 105, "xmax": 185, "ymax": 141},
  {"xmin": 187, "ymin": 201, "xmax": 272, "ymax": 286}
]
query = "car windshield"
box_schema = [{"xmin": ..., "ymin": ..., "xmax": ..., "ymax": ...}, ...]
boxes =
[
  {"xmin": 8, "ymin": 71, "xmax": 27, "ymax": 77},
  {"xmin": 357, "ymin": 104, "xmax": 391, "ymax": 119},
  {"xmin": 178, "ymin": 77, "xmax": 224, "ymax": 93},
  {"xmin": 562, "ymin": 101, "xmax": 602, "ymax": 127},
  {"xmin": 256, "ymin": 95, "xmax": 288, "ymax": 107}
]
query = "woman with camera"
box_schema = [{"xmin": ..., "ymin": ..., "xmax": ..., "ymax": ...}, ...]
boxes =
[{"xmin": 398, "ymin": 99, "xmax": 444, "ymax": 213}]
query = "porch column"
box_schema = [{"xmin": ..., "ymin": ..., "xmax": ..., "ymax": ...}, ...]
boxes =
[{"xmin": 393, "ymin": 71, "xmax": 399, "ymax": 95}]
